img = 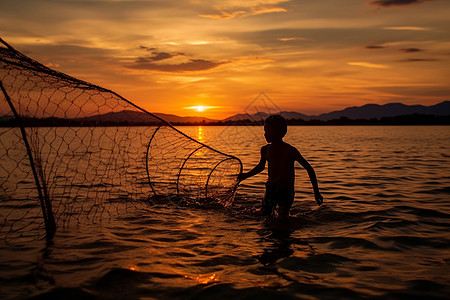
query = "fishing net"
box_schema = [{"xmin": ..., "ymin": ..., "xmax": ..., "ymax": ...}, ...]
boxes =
[{"xmin": 0, "ymin": 38, "xmax": 242, "ymax": 241}]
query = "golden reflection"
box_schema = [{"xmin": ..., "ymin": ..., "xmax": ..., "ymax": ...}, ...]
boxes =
[
  {"xmin": 128, "ymin": 265, "xmax": 139, "ymax": 271},
  {"xmin": 197, "ymin": 126, "xmax": 204, "ymax": 141},
  {"xmin": 184, "ymin": 273, "xmax": 218, "ymax": 284}
]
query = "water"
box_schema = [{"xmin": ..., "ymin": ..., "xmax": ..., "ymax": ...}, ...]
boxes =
[{"xmin": 1, "ymin": 126, "xmax": 450, "ymax": 299}]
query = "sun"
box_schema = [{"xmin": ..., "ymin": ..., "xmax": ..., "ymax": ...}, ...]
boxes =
[
  {"xmin": 184, "ymin": 105, "xmax": 217, "ymax": 113},
  {"xmin": 195, "ymin": 105, "xmax": 205, "ymax": 112}
]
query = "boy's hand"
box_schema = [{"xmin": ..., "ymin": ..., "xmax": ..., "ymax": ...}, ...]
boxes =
[{"xmin": 314, "ymin": 191, "xmax": 323, "ymax": 206}]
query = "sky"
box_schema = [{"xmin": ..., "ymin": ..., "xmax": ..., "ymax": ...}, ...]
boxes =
[{"xmin": 0, "ymin": 0, "xmax": 449, "ymax": 119}]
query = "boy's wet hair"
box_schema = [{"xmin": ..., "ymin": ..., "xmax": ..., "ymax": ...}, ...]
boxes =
[{"xmin": 265, "ymin": 114, "xmax": 287, "ymax": 137}]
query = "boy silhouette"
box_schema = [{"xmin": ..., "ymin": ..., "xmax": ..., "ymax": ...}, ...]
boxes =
[{"xmin": 238, "ymin": 115, "xmax": 323, "ymax": 219}]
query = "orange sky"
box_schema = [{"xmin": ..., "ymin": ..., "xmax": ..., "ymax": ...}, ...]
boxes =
[{"xmin": 0, "ymin": 0, "xmax": 449, "ymax": 119}]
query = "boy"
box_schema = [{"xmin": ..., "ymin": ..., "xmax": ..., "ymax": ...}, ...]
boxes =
[{"xmin": 237, "ymin": 115, "xmax": 323, "ymax": 219}]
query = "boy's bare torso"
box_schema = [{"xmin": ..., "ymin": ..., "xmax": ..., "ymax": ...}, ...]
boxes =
[
  {"xmin": 263, "ymin": 141, "xmax": 298, "ymax": 189},
  {"xmin": 237, "ymin": 116, "xmax": 323, "ymax": 208}
]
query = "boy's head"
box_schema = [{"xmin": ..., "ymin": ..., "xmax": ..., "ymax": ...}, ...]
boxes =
[{"xmin": 264, "ymin": 114, "xmax": 287, "ymax": 143}]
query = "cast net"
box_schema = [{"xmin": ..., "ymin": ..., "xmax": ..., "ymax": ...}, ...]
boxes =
[{"xmin": 0, "ymin": 38, "xmax": 242, "ymax": 241}]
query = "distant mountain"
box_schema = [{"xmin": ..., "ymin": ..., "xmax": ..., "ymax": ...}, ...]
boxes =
[
  {"xmin": 281, "ymin": 111, "xmax": 311, "ymax": 120},
  {"xmin": 223, "ymin": 101, "xmax": 450, "ymax": 122},
  {"xmin": 75, "ymin": 110, "xmax": 217, "ymax": 124},
  {"xmin": 4, "ymin": 101, "xmax": 447, "ymax": 126},
  {"xmin": 314, "ymin": 101, "xmax": 450, "ymax": 121},
  {"xmin": 153, "ymin": 112, "xmax": 217, "ymax": 123},
  {"xmin": 223, "ymin": 112, "xmax": 268, "ymax": 122},
  {"xmin": 223, "ymin": 111, "xmax": 309, "ymax": 122}
]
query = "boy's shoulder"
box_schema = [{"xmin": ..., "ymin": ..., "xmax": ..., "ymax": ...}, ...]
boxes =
[
  {"xmin": 264, "ymin": 142, "xmax": 299, "ymax": 154},
  {"xmin": 282, "ymin": 141, "xmax": 299, "ymax": 152}
]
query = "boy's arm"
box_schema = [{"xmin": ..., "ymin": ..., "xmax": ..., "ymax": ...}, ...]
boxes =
[
  {"xmin": 238, "ymin": 146, "xmax": 267, "ymax": 181},
  {"xmin": 295, "ymin": 149, "xmax": 323, "ymax": 205}
]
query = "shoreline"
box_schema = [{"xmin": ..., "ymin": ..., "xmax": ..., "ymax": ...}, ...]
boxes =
[{"xmin": 1, "ymin": 113, "xmax": 449, "ymax": 127}]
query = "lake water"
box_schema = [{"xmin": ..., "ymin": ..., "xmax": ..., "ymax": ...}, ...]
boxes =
[{"xmin": 1, "ymin": 125, "xmax": 449, "ymax": 299}]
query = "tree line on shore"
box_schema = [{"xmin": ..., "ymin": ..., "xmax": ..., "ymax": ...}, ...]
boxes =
[{"xmin": 0, "ymin": 113, "xmax": 449, "ymax": 127}]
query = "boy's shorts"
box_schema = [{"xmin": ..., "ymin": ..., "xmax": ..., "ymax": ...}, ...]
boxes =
[{"xmin": 262, "ymin": 184, "xmax": 295, "ymax": 216}]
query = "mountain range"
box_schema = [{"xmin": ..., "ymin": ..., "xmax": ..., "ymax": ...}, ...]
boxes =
[
  {"xmin": 224, "ymin": 101, "xmax": 450, "ymax": 122},
  {"xmin": 73, "ymin": 100, "xmax": 450, "ymax": 124},
  {"xmin": 74, "ymin": 110, "xmax": 217, "ymax": 124},
  {"xmin": 3, "ymin": 101, "xmax": 447, "ymax": 125}
]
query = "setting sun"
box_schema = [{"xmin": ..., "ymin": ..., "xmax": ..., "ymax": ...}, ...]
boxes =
[
  {"xmin": 195, "ymin": 105, "xmax": 205, "ymax": 112},
  {"xmin": 184, "ymin": 105, "xmax": 218, "ymax": 114}
]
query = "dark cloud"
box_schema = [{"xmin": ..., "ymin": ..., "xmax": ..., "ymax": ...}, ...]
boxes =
[
  {"xmin": 227, "ymin": 28, "xmax": 384, "ymax": 49},
  {"xmin": 136, "ymin": 47, "xmax": 185, "ymax": 63},
  {"xmin": 399, "ymin": 58, "xmax": 438, "ymax": 62},
  {"xmin": 137, "ymin": 52, "xmax": 173, "ymax": 63},
  {"xmin": 399, "ymin": 48, "xmax": 422, "ymax": 52},
  {"xmin": 139, "ymin": 46, "xmax": 156, "ymax": 52},
  {"xmin": 129, "ymin": 59, "xmax": 224, "ymax": 72},
  {"xmin": 366, "ymin": 45, "xmax": 386, "ymax": 49},
  {"xmin": 200, "ymin": 6, "xmax": 287, "ymax": 20},
  {"xmin": 223, "ymin": 27, "xmax": 446, "ymax": 51},
  {"xmin": 369, "ymin": 0, "xmax": 431, "ymax": 7}
]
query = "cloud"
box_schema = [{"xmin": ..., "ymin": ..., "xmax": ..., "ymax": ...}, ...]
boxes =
[
  {"xmin": 369, "ymin": 0, "xmax": 431, "ymax": 7},
  {"xmin": 129, "ymin": 59, "xmax": 224, "ymax": 72},
  {"xmin": 399, "ymin": 48, "xmax": 422, "ymax": 52},
  {"xmin": 224, "ymin": 27, "xmax": 437, "ymax": 51},
  {"xmin": 399, "ymin": 58, "xmax": 438, "ymax": 62},
  {"xmin": 278, "ymin": 37, "xmax": 306, "ymax": 42},
  {"xmin": 139, "ymin": 46, "xmax": 155, "ymax": 51},
  {"xmin": 384, "ymin": 26, "xmax": 429, "ymax": 31},
  {"xmin": 137, "ymin": 52, "xmax": 172, "ymax": 62},
  {"xmin": 136, "ymin": 48, "xmax": 185, "ymax": 63},
  {"xmin": 199, "ymin": 1, "xmax": 290, "ymax": 20},
  {"xmin": 347, "ymin": 62, "xmax": 390, "ymax": 69},
  {"xmin": 200, "ymin": 6, "xmax": 287, "ymax": 19},
  {"xmin": 366, "ymin": 45, "xmax": 386, "ymax": 49},
  {"xmin": 130, "ymin": 46, "xmax": 222, "ymax": 72}
]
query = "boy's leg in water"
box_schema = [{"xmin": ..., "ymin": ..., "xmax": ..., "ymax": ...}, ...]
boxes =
[
  {"xmin": 277, "ymin": 206, "xmax": 290, "ymax": 220},
  {"xmin": 276, "ymin": 188, "xmax": 294, "ymax": 221},
  {"xmin": 262, "ymin": 187, "xmax": 276, "ymax": 216},
  {"xmin": 273, "ymin": 205, "xmax": 291, "ymax": 233}
]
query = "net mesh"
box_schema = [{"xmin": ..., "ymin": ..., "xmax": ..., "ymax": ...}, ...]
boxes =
[{"xmin": 0, "ymin": 38, "xmax": 242, "ymax": 241}]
